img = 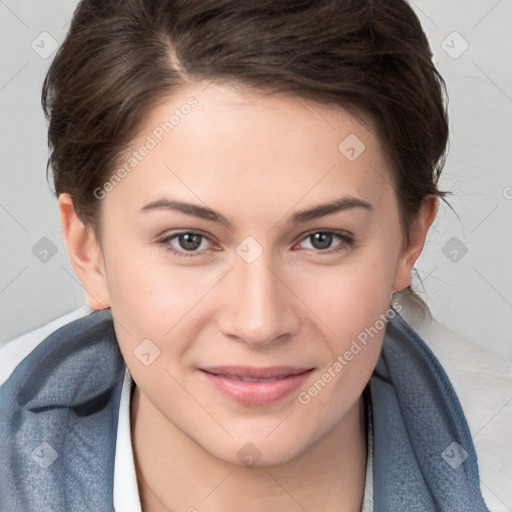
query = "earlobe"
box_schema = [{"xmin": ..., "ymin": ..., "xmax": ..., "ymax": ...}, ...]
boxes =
[
  {"xmin": 58, "ymin": 194, "xmax": 111, "ymax": 310},
  {"xmin": 392, "ymin": 196, "xmax": 438, "ymax": 293}
]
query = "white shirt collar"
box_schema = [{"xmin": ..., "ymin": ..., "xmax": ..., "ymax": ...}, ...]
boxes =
[
  {"xmin": 361, "ymin": 396, "xmax": 374, "ymax": 511},
  {"xmin": 113, "ymin": 366, "xmax": 142, "ymax": 512}
]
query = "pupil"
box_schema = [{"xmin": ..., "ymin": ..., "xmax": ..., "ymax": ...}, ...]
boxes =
[
  {"xmin": 179, "ymin": 233, "xmax": 202, "ymax": 250},
  {"xmin": 311, "ymin": 232, "xmax": 332, "ymax": 250}
]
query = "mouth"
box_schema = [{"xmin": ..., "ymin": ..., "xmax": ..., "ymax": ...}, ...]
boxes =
[{"xmin": 198, "ymin": 366, "xmax": 314, "ymax": 406}]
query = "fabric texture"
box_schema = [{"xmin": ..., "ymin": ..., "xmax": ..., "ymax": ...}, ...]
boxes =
[
  {"xmin": 0, "ymin": 310, "xmax": 125, "ymax": 512},
  {"xmin": 0, "ymin": 308, "xmax": 488, "ymax": 511},
  {"xmin": 370, "ymin": 313, "xmax": 488, "ymax": 511}
]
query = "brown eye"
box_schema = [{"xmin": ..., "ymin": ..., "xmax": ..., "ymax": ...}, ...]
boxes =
[{"xmin": 178, "ymin": 233, "xmax": 203, "ymax": 251}]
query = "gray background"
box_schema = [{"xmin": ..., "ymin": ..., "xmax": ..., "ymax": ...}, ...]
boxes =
[{"xmin": 1, "ymin": 1, "xmax": 511, "ymax": 359}]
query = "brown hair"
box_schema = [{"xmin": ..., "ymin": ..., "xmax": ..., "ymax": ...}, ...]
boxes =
[{"xmin": 42, "ymin": 0, "xmax": 449, "ymax": 237}]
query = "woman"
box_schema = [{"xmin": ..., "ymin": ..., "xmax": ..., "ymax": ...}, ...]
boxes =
[{"xmin": 1, "ymin": 1, "xmax": 508, "ymax": 511}]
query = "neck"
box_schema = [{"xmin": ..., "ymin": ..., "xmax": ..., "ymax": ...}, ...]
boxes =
[{"xmin": 130, "ymin": 386, "xmax": 367, "ymax": 512}]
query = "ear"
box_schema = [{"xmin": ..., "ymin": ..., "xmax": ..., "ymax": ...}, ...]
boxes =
[
  {"xmin": 392, "ymin": 195, "xmax": 438, "ymax": 293},
  {"xmin": 58, "ymin": 193, "xmax": 111, "ymax": 310}
]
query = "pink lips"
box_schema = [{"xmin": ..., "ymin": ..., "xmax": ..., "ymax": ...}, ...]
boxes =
[{"xmin": 199, "ymin": 366, "xmax": 314, "ymax": 406}]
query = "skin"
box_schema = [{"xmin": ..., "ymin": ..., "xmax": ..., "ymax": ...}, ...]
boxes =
[{"xmin": 60, "ymin": 81, "xmax": 437, "ymax": 511}]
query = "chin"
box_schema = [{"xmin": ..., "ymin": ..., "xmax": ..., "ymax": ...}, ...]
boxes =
[{"xmin": 196, "ymin": 427, "xmax": 315, "ymax": 469}]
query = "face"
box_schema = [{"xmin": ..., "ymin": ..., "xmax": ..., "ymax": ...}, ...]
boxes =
[{"xmin": 63, "ymin": 82, "xmax": 430, "ymax": 466}]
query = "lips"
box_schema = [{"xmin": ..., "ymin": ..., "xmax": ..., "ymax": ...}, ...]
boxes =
[{"xmin": 199, "ymin": 366, "xmax": 314, "ymax": 406}]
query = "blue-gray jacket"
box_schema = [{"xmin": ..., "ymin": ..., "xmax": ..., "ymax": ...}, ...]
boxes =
[{"xmin": 0, "ymin": 308, "xmax": 489, "ymax": 511}]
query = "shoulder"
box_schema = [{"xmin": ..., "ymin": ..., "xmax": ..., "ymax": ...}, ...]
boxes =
[
  {"xmin": 0, "ymin": 305, "xmax": 124, "ymax": 511},
  {"xmin": 0, "ymin": 305, "xmax": 94, "ymax": 386},
  {"xmin": 396, "ymin": 294, "xmax": 512, "ymax": 512}
]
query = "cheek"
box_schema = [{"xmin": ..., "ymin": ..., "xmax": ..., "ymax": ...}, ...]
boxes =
[
  {"xmin": 296, "ymin": 246, "xmax": 399, "ymax": 343},
  {"xmin": 293, "ymin": 257, "xmax": 395, "ymax": 430},
  {"xmin": 289, "ymin": 242, "xmax": 399, "ymax": 410},
  {"xmin": 102, "ymin": 237, "xmax": 211, "ymax": 330},
  {"xmin": 312, "ymin": 269, "xmax": 390, "ymax": 382},
  {"xmin": 102, "ymin": 257, "xmax": 218, "ymax": 396}
]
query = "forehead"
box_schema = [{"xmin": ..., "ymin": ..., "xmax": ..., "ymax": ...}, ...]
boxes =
[{"xmin": 106, "ymin": 82, "xmax": 396, "ymax": 222}]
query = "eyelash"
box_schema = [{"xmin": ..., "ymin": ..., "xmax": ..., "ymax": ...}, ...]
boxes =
[
  {"xmin": 296, "ymin": 230, "xmax": 356, "ymax": 254},
  {"xmin": 158, "ymin": 229, "xmax": 356, "ymax": 258},
  {"xmin": 159, "ymin": 230, "xmax": 217, "ymax": 258}
]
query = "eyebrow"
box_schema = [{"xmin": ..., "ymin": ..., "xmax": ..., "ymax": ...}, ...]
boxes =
[
  {"xmin": 139, "ymin": 196, "xmax": 373, "ymax": 227},
  {"xmin": 290, "ymin": 196, "xmax": 373, "ymax": 223},
  {"xmin": 140, "ymin": 199, "xmax": 231, "ymax": 227}
]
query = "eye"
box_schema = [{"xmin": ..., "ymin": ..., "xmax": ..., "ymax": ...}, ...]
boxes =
[
  {"xmin": 160, "ymin": 231, "xmax": 214, "ymax": 255},
  {"xmin": 297, "ymin": 231, "xmax": 354, "ymax": 253}
]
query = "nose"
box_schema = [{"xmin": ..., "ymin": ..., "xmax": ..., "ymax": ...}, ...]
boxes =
[{"xmin": 216, "ymin": 255, "xmax": 301, "ymax": 348}]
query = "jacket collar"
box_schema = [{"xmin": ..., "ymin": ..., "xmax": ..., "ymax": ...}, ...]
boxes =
[
  {"xmin": 1, "ymin": 308, "xmax": 488, "ymax": 511},
  {"xmin": 0, "ymin": 309, "xmax": 125, "ymax": 512}
]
